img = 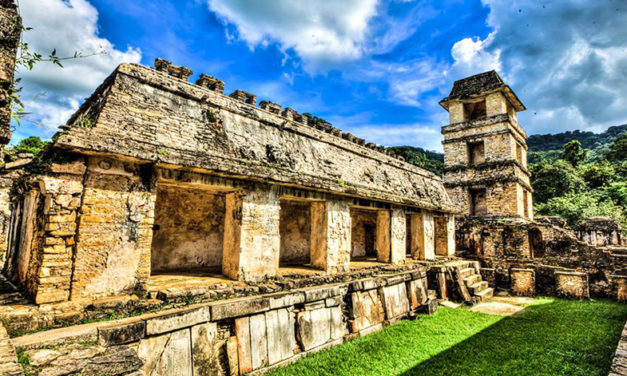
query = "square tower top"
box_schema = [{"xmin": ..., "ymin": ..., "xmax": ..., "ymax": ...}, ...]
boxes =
[{"xmin": 439, "ymin": 70, "xmax": 526, "ymax": 113}]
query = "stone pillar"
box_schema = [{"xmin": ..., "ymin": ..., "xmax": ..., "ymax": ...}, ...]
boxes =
[
  {"xmin": 409, "ymin": 212, "xmax": 435, "ymax": 261},
  {"xmin": 310, "ymin": 200, "xmax": 350, "ymax": 274},
  {"xmin": 0, "ymin": 0, "xmax": 20, "ymax": 146},
  {"xmin": 448, "ymin": 102, "xmax": 465, "ymax": 124},
  {"xmin": 486, "ymin": 92, "xmax": 507, "ymax": 116},
  {"xmin": 434, "ymin": 214, "xmax": 455, "ymax": 257},
  {"xmin": 389, "ymin": 207, "xmax": 406, "ymax": 264},
  {"xmin": 376, "ymin": 210, "xmax": 390, "ymax": 263},
  {"xmin": 70, "ymin": 158, "xmax": 156, "ymax": 301},
  {"xmin": 222, "ymin": 186, "xmax": 281, "ymax": 282}
]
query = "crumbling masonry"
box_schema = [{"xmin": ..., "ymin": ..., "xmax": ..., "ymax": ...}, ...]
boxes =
[
  {"xmin": 4, "ymin": 60, "xmax": 459, "ymax": 305},
  {"xmin": 441, "ymin": 71, "xmax": 627, "ymax": 300},
  {"xmin": 0, "ymin": 42, "xmax": 624, "ymax": 373}
]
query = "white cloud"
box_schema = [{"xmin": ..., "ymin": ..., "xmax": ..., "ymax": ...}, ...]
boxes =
[
  {"xmin": 207, "ymin": 0, "xmax": 378, "ymax": 73},
  {"xmin": 449, "ymin": 35, "xmax": 501, "ymax": 79},
  {"xmin": 16, "ymin": 0, "xmax": 141, "ymax": 135},
  {"xmin": 446, "ymin": 0, "xmax": 627, "ymax": 134}
]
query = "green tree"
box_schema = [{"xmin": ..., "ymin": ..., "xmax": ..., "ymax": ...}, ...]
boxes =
[
  {"xmin": 607, "ymin": 133, "xmax": 627, "ymax": 162},
  {"xmin": 11, "ymin": 136, "xmax": 48, "ymax": 156},
  {"xmin": 530, "ymin": 160, "xmax": 585, "ymax": 203},
  {"xmin": 604, "ymin": 181, "xmax": 627, "ymax": 208},
  {"xmin": 580, "ymin": 161, "xmax": 615, "ymax": 188},
  {"xmin": 536, "ymin": 192, "xmax": 625, "ymax": 228},
  {"xmin": 561, "ymin": 140, "xmax": 587, "ymax": 166}
]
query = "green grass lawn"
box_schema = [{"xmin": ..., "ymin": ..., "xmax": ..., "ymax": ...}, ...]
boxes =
[{"xmin": 268, "ymin": 298, "xmax": 627, "ymax": 376}]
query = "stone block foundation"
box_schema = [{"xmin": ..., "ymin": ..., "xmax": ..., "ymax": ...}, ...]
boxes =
[{"xmin": 10, "ymin": 268, "xmax": 436, "ymax": 376}]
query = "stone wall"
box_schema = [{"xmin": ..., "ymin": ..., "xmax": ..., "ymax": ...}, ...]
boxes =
[
  {"xmin": 279, "ymin": 200, "xmax": 311, "ymax": 265},
  {"xmin": 4, "ymin": 157, "xmax": 87, "ymax": 304},
  {"xmin": 12, "ymin": 270, "xmax": 435, "ymax": 376},
  {"xmin": 70, "ymin": 157, "xmax": 155, "ymax": 301},
  {"xmin": 152, "ymin": 185, "xmax": 225, "ymax": 272},
  {"xmin": 574, "ymin": 217, "xmax": 623, "ymax": 247},
  {"xmin": 456, "ymin": 217, "xmax": 627, "ymax": 300}
]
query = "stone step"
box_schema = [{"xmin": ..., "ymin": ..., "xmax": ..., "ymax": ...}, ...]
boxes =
[
  {"xmin": 475, "ymin": 287, "xmax": 494, "ymax": 302},
  {"xmin": 469, "ymin": 281, "xmax": 488, "ymax": 295},
  {"xmin": 460, "ymin": 267, "xmax": 476, "ymax": 279},
  {"xmin": 463, "ymin": 274, "xmax": 481, "ymax": 286}
]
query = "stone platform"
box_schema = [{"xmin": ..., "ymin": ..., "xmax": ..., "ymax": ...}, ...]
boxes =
[
  {"xmin": 0, "ymin": 259, "xmax": 460, "ymax": 335},
  {"xmin": 6, "ymin": 261, "xmax": 444, "ymax": 376}
]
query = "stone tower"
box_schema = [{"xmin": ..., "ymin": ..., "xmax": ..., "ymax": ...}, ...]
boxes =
[{"xmin": 440, "ymin": 71, "xmax": 533, "ymax": 219}]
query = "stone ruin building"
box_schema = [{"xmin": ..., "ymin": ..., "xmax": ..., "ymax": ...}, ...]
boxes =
[
  {"xmin": 0, "ymin": 12, "xmax": 623, "ymax": 372},
  {"xmin": 0, "ymin": 55, "xmax": 495, "ymax": 375},
  {"xmin": 2, "ymin": 59, "xmax": 463, "ymax": 306},
  {"xmin": 442, "ymin": 71, "xmax": 627, "ymax": 301}
]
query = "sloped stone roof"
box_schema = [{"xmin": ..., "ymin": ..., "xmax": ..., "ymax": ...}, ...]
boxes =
[
  {"xmin": 440, "ymin": 70, "xmax": 525, "ymax": 111},
  {"xmin": 53, "ymin": 63, "xmax": 457, "ymax": 212},
  {"xmin": 445, "ymin": 71, "xmax": 505, "ymax": 100}
]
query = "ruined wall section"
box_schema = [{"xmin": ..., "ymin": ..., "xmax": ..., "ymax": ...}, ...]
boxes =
[
  {"xmin": 70, "ymin": 156, "xmax": 155, "ymax": 301},
  {"xmin": 151, "ymin": 185, "xmax": 225, "ymax": 272},
  {"xmin": 13, "ymin": 269, "xmax": 434, "ymax": 376},
  {"xmin": 3, "ymin": 157, "xmax": 87, "ymax": 304},
  {"xmin": 54, "ymin": 63, "xmax": 455, "ymax": 213},
  {"xmin": 456, "ymin": 217, "xmax": 627, "ymax": 299}
]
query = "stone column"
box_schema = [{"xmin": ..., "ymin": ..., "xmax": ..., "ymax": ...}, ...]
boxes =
[
  {"xmin": 222, "ymin": 186, "xmax": 281, "ymax": 282},
  {"xmin": 376, "ymin": 210, "xmax": 390, "ymax": 263},
  {"xmin": 434, "ymin": 214, "xmax": 455, "ymax": 257},
  {"xmin": 310, "ymin": 200, "xmax": 350, "ymax": 273},
  {"xmin": 389, "ymin": 207, "xmax": 406, "ymax": 264},
  {"xmin": 409, "ymin": 211, "xmax": 435, "ymax": 260}
]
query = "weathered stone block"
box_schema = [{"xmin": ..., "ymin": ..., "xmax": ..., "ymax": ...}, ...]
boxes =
[
  {"xmin": 555, "ymin": 271, "xmax": 589, "ymax": 299},
  {"xmin": 350, "ymin": 289, "xmax": 384, "ymax": 333},
  {"xmin": 297, "ymin": 306, "xmax": 345, "ymax": 351},
  {"xmin": 303, "ymin": 285, "xmax": 345, "ymax": 302},
  {"xmin": 268, "ymin": 292, "xmax": 305, "ymax": 310},
  {"xmin": 211, "ymin": 296, "xmax": 269, "ymax": 321},
  {"xmin": 408, "ymin": 278, "xmax": 428, "ymax": 309},
  {"xmin": 138, "ymin": 329, "xmax": 192, "ymax": 376},
  {"xmin": 511, "ymin": 268, "xmax": 535, "ymax": 296},
  {"xmin": 381, "ymin": 283, "xmax": 410, "ymax": 319},
  {"xmin": 145, "ymin": 306, "xmax": 210, "ymax": 335},
  {"xmin": 191, "ymin": 322, "xmax": 222, "ymax": 376},
  {"xmin": 98, "ymin": 320, "xmax": 146, "ymax": 346}
]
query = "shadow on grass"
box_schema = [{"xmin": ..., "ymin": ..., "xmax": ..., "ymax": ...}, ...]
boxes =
[
  {"xmin": 399, "ymin": 299, "xmax": 627, "ymax": 376},
  {"xmin": 268, "ymin": 299, "xmax": 627, "ymax": 376}
]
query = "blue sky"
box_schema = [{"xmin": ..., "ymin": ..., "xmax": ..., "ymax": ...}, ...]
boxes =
[{"xmin": 13, "ymin": 0, "xmax": 627, "ymax": 151}]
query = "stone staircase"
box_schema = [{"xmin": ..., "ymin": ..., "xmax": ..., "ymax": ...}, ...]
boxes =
[{"xmin": 456, "ymin": 262, "xmax": 494, "ymax": 303}]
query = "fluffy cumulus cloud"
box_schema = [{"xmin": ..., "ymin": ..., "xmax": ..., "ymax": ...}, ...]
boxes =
[
  {"xmin": 207, "ymin": 0, "xmax": 378, "ymax": 72},
  {"xmin": 17, "ymin": 0, "xmax": 141, "ymax": 134},
  {"xmin": 447, "ymin": 0, "xmax": 627, "ymax": 134}
]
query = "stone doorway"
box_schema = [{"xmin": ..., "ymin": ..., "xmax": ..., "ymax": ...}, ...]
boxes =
[
  {"xmin": 350, "ymin": 208, "xmax": 378, "ymax": 261},
  {"xmin": 150, "ymin": 184, "xmax": 226, "ymax": 275},
  {"xmin": 279, "ymin": 199, "xmax": 312, "ymax": 267},
  {"xmin": 469, "ymin": 188, "xmax": 487, "ymax": 216}
]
